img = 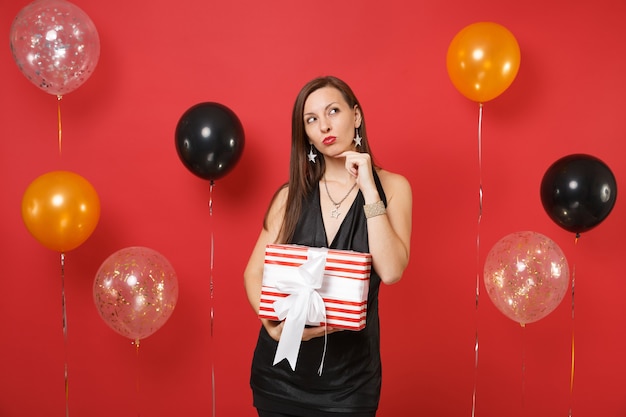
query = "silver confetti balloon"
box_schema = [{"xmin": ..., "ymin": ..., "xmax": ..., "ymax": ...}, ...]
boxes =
[{"xmin": 10, "ymin": 0, "xmax": 100, "ymax": 96}]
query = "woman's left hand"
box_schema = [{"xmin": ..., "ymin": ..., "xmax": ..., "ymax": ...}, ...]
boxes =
[
  {"xmin": 339, "ymin": 151, "xmax": 378, "ymax": 201},
  {"xmin": 302, "ymin": 325, "xmax": 343, "ymax": 341}
]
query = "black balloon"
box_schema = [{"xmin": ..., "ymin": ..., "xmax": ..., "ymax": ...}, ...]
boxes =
[
  {"xmin": 175, "ymin": 102, "xmax": 245, "ymax": 181},
  {"xmin": 540, "ymin": 154, "xmax": 617, "ymax": 234}
]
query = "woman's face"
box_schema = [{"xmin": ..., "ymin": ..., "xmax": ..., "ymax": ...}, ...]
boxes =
[{"xmin": 303, "ymin": 86, "xmax": 361, "ymax": 155}]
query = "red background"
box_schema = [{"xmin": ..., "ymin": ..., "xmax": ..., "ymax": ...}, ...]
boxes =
[{"xmin": 1, "ymin": 0, "xmax": 625, "ymax": 416}]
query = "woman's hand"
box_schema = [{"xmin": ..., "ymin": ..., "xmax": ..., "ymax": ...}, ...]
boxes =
[
  {"xmin": 302, "ymin": 325, "xmax": 342, "ymax": 341},
  {"xmin": 262, "ymin": 319, "xmax": 342, "ymax": 342},
  {"xmin": 338, "ymin": 151, "xmax": 378, "ymax": 202},
  {"xmin": 262, "ymin": 319, "xmax": 285, "ymax": 341}
]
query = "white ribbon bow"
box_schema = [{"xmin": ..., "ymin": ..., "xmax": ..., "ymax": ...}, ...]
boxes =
[{"xmin": 272, "ymin": 247, "xmax": 328, "ymax": 373}]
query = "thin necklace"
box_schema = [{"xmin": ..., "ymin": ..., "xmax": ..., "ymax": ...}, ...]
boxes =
[{"xmin": 323, "ymin": 176, "xmax": 357, "ymax": 219}]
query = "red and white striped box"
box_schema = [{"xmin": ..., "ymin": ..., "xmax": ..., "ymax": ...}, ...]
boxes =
[{"xmin": 259, "ymin": 244, "xmax": 371, "ymax": 330}]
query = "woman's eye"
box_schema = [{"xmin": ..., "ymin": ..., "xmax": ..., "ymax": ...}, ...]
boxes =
[
  {"xmin": 306, "ymin": 116, "xmax": 316, "ymax": 124},
  {"xmin": 329, "ymin": 108, "xmax": 338, "ymax": 115}
]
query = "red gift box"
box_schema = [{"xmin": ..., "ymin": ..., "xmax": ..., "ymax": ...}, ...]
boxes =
[{"xmin": 259, "ymin": 244, "xmax": 371, "ymax": 330}]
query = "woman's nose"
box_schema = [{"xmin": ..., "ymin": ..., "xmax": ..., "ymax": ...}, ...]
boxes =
[{"xmin": 320, "ymin": 118, "xmax": 331, "ymax": 132}]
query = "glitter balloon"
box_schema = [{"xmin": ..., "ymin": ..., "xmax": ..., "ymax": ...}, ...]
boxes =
[
  {"xmin": 93, "ymin": 247, "xmax": 179, "ymax": 342},
  {"xmin": 484, "ymin": 231, "xmax": 569, "ymax": 325},
  {"xmin": 10, "ymin": 0, "xmax": 100, "ymax": 96}
]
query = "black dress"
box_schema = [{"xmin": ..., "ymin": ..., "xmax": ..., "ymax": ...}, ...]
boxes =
[{"xmin": 250, "ymin": 171, "xmax": 387, "ymax": 416}]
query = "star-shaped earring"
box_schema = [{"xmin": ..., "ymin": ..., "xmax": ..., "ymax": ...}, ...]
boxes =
[
  {"xmin": 353, "ymin": 130, "xmax": 362, "ymax": 147},
  {"xmin": 307, "ymin": 146, "xmax": 317, "ymax": 163}
]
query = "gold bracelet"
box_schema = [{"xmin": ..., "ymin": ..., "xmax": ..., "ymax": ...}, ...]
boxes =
[{"xmin": 363, "ymin": 200, "xmax": 386, "ymax": 218}]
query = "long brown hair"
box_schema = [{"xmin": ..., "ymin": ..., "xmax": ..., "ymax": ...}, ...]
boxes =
[{"xmin": 266, "ymin": 76, "xmax": 376, "ymax": 243}]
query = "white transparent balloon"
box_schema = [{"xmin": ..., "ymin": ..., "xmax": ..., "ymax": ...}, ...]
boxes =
[
  {"xmin": 484, "ymin": 231, "xmax": 569, "ymax": 325},
  {"xmin": 10, "ymin": 0, "xmax": 100, "ymax": 96}
]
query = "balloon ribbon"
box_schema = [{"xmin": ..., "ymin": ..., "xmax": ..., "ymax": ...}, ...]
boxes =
[
  {"xmin": 57, "ymin": 95, "xmax": 63, "ymax": 155},
  {"xmin": 134, "ymin": 338, "xmax": 141, "ymax": 417},
  {"xmin": 60, "ymin": 252, "xmax": 69, "ymax": 417},
  {"xmin": 569, "ymin": 234, "xmax": 579, "ymax": 417},
  {"xmin": 521, "ymin": 324, "xmax": 526, "ymax": 415},
  {"xmin": 208, "ymin": 180, "xmax": 216, "ymax": 417},
  {"xmin": 471, "ymin": 103, "xmax": 484, "ymax": 417}
]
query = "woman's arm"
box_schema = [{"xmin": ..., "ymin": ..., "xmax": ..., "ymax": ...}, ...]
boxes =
[
  {"xmin": 366, "ymin": 170, "xmax": 412, "ymax": 284},
  {"xmin": 341, "ymin": 151, "xmax": 412, "ymax": 285},
  {"xmin": 243, "ymin": 187, "xmax": 287, "ymax": 314}
]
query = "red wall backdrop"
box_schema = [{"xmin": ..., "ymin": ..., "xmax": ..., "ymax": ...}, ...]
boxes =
[{"xmin": 1, "ymin": 0, "xmax": 625, "ymax": 416}]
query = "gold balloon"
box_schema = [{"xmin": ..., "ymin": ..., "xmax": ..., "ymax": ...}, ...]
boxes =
[
  {"xmin": 447, "ymin": 22, "xmax": 521, "ymax": 103},
  {"xmin": 22, "ymin": 171, "xmax": 100, "ymax": 252}
]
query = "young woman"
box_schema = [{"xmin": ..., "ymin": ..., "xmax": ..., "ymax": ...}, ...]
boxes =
[{"xmin": 244, "ymin": 75, "xmax": 412, "ymax": 417}]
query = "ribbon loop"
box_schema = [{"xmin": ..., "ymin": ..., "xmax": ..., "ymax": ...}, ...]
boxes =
[{"xmin": 272, "ymin": 248, "xmax": 328, "ymax": 371}]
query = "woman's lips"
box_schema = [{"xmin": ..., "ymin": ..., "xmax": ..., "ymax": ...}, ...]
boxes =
[{"xmin": 323, "ymin": 136, "xmax": 336, "ymax": 145}]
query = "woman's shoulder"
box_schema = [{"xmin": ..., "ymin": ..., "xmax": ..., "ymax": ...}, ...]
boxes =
[
  {"xmin": 262, "ymin": 184, "xmax": 289, "ymax": 234},
  {"xmin": 375, "ymin": 168, "xmax": 412, "ymax": 211},
  {"xmin": 267, "ymin": 183, "xmax": 289, "ymax": 211},
  {"xmin": 375, "ymin": 168, "xmax": 412, "ymax": 193}
]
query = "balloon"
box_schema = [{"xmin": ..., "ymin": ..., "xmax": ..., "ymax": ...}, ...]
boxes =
[
  {"xmin": 446, "ymin": 22, "xmax": 521, "ymax": 103},
  {"xmin": 93, "ymin": 247, "xmax": 179, "ymax": 342},
  {"xmin": 22, "ymin": 170, "xmax": 100, "ymax": 252},
  {"xmin": 484, "ymin": 231, "xmax": 569, "ymax": 325},
  {"xmin": 540, "ymin": 154, "xmax": 617, "ymax": 234},
  {"xmin": 175, "ymin": 102, "xmax": 245, "ymax": 181},
  {"xmin": 10, "ymin": 0, "xmax": 100, "ymax": 96}
]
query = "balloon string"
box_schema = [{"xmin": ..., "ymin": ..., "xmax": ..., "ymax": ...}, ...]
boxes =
[
  {"xmin": 61, "ymin": 252, "xmax": 69, "ymax": 417},
  {"xmin": 471, "ymin": 102, "xmax": 484, "ymax": 417},
  {"xmin": 208, "ymin": 180, "xmax": 216, "ymax": 417},
  {"xmin": 569, "ymin": 234, "xmax": 579, "ymax": 417},
  {"xmin": 521, "ymin": 323, "xmax": 526, "ymax": 416},
  {"xmin": 134, "ymin": 339, "xmax": 141, "ymax": 417},
  {"xmin": 57, "ymin": 95, "xmax": 63, "ymax": 155},
  {"xmin": 471, "ymin": 329, "xmax": 478, "ymax": 417},
  {"xmin": 477, "ymin": 103, "xmax": 483, "ymax": 223}
]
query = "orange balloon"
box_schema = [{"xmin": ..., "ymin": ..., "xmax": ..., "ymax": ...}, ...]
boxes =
[
  {"xmin": 446, "ymin": 22, "xmax": 521, "ymax": 103},
  {"xmin": 21, "ymin": 170, "xmax": 100, "ymax": 252}
]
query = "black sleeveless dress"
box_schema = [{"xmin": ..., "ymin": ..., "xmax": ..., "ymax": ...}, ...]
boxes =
[{"xmin": 250, "ymin": 171, "xmax": 386, "ymax": 416}]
